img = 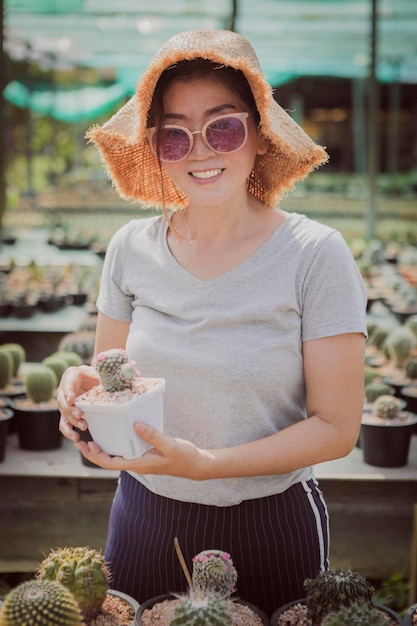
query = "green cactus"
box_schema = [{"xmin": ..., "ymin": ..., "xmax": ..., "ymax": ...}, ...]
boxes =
[
  {"xmin": 364, "ymin": 382, "xmax": 393, "ymax": 403},
  {"xmin": 0, "ymin": 350, "xmax": 13, "ymax": 390},
  {"xmin": 25, "ymin": 366, "xmax": 57, "ymax": 404},
  {"xmin": 93, "ymin": 348, "xmax": 138, "ymax": 392},
  {"xmin": 0, "ymin": 579, "xmax": 82, "ymax": 626},
  {"xmin": 304, "ymin": 568, "xmax": 374, "ymax": 626},
  {"xmin": 58, "ymin": 330, "xmax": 95, "ymax": 362},
  {"xmin": 405, "ymin": 357, "xmax": 417, "ymax": 380},
  {"xmin": 191, "ymin": 550, "xmax": 237, "ymax": 599},
  {"xmin": 364, "ymin": 367, "xmax": 381, "ymax": 386},
  {"xmin": 321, "ymin": 602, "xmax": 388, "ymax": 626},
  {"xmin": 36, "ymin": 546, "xmax": 110, "ymax": 622},
  {"xmin": 385, "ymin": 326, "xmax": 416, "ymax": 368},
  {"xmin": 0, "ymin": 343, "xmax": 25, "ymax": 377},
  {"xmin": 373, "ymin": 394, "xmax": 402, "ymax": 420},
  {"xmin": 368, "ymin": 327, "xmax": 389, "ymax": 351},
  {"xmin": 51, "ymin": 351, "xmax": 83, "ymax": 368},
  {"xmin": 42, "ymin": 356, "xmax": 69, "ymax": 385},
  {"xmin": 406, "ymin": 314, "xmax": 417, "ymax": 339},
  {"xmin": 169, "ymin": 593, "xmax": 232, "ymax": 626}
]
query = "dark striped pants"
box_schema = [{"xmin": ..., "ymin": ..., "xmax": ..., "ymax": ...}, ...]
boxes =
[{"xmin": 104, "ymin": 472, "xmax": 329, "ymax": 618}]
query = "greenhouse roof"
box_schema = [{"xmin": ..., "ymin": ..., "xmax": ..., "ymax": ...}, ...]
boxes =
[
  {"xmin": 4, "ymin": 0, "xmax": 417, "ymax": 85},
  {"xmin": 3, "ymin": 0, "xmax": 417, "ymax": 123}
]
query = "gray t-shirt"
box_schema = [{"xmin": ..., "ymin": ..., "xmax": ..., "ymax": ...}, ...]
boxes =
[{"xmin": 96, "ymin": 212, "xmax": 367, "ymax": 506}]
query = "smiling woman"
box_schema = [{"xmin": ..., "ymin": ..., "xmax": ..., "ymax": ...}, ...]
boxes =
[{"xmin": 57, "ymin": 29, "xmax": 367, "ymax": 618}]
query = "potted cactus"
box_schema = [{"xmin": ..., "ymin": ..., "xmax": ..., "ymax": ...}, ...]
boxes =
[
  {"xmin": 11, "ymin": 364, "xmax": 62, "ymax": 450},
  {"xmin": 0, "ymin": 347, "xmax": 25, "ymax": 400},
  {"xmin": 360, "ymin": 394, "xmax": 417, "ymax": 467},
  {"xmin": 136, "ymin": 542, "xmax": 269, "ymax": 625},
  {"xmin": 0, "ymin": 579, "xmax": 83, "ymax": 626},
  {"xmin": 270, "ymin": 568, "xmax": 403, "ymax": 626},
  {"xmin": 35, "ymin": 546, "xmax": 138, "ymax": 626},
  {"xmin": 75, "ymin": 348, "xmax": 165, "ymax": 459},
  {"xmin": 382, "ymin": 325, "xmax": 417, "ymax": 394}
]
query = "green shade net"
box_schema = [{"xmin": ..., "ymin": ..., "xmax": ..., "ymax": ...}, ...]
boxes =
[{"xmin": 3, "ymin": 81, "xmax": 129, "ymax": 123}]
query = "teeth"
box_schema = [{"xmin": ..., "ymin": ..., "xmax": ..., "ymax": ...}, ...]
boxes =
[{"xmin": 191, "ymin": 169, "xmax": 222, "ymax": 179}]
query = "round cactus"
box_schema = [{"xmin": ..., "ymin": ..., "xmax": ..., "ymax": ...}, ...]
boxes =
[
  {"xmin": 59, "ymin": 330, "xmax": 95, "ymax": 363},
  {"xmin": 405, "ymin": 357, "xmax": 417, "ymax": 380},
  {"xmin": 0, "ymin": 579, "xmax": 82, "ymax": 626},
  {"xmin": 0, "ymin": 343, "xmax": 25, "ymax": 377},
  {"xmin": 36, "ymin": 546, "xmax": 110, "ymax": 622},
  {"xmin": 25, "ymin": 366, "xmax": 57, "ymax": 404},
  {"xmin": 52, "ymin": 351, "xmax": 83, "ymax": 368},
  {"xmin": 93, "ymin": 348, "xmax": 138, "ymax": 392},
  {"xmin": 304, "ymin": 569, "xmax": 374, "ymax": 626},
  {"xmin": 321, "ymin": 602, "xmax": 388, "ymax": 626},
  {"xmin": 42, "ymin": 356, "xmax": 68, "ymax": 385},
  {"xmin": 364, "ymin": 382, "xmax": 393, "ymax": 403},
  {"xmin": 373, "ymin": 394, "xmax": 402, "ymax": 420},
  {"xmin": 364, "ymin": 368, "xmax": 381, "ymax": 386},
  {"xmin": 192, "ymin": 550, "xmax": 237, "ymax": 598},
  {"xmin": 169, "ymin": 593, "xmax": 232, "ymax": 626},
  {"xmin": 368, "ymin": 327, "xmax": 389, "ymax": 351},
  {"xmin": 0, "ymin": 350, "xmax": 13, "ymax": 390},
  {"xmin": 385, "ymin": 326, "xmax": 416, "ymax": 368}
]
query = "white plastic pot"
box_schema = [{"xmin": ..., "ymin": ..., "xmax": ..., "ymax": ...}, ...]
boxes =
[{"xmin": 75, "ymin": 379, "xmax": 165, "ymax": 459}]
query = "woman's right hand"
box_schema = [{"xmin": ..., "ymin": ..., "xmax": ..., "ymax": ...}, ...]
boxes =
[{"xmin": 57, "ymin": 365, "xmax": 99, "ymax": 442}]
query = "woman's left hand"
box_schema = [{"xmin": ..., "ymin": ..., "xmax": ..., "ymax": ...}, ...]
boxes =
[{"xmin": 75, "ymin": 421, "xmax": 212, "ymax": 480}]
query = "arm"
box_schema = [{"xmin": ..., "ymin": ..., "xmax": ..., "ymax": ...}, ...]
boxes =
[
  {"xmin": 79, "ymin": 332, "xmax": 365, "ymax": 478},
  {"xmin": 57, "ymin": 312, "xmax": 130, "ymax": 441}
]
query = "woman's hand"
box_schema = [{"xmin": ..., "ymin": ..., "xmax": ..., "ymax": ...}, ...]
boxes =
[
  {"xmin": 57, "ymin": 365, "xmax": 100, "ymax": 442},
  {"xmin": 74, "ymin": 421, "xmax": 213, "ymax": 480}
]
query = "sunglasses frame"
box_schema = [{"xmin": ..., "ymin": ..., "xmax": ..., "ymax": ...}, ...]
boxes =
[{"xmin": 147, "ymin": 112, "xmax": 250, "ymax": 162}]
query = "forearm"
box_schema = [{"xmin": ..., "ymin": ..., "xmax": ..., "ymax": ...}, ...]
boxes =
[{"xmin": 196, "ymin": 412, "xmax": 360, "ymax": 480}]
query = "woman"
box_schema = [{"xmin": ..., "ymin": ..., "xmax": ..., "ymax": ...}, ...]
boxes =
[{"xmin": 58, "ymin": 29, "xmax": 367, "ymax": 617}]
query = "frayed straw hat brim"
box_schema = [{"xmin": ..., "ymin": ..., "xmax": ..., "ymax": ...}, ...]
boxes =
[{"xmin": 86, "ymin": 30, "xmax": 328, "ymax": 209}]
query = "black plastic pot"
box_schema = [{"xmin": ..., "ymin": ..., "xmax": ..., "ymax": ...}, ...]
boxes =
[
  {"xmin": 404, "ymin": 602, "xmax": 417, "ymax": 626},
  {"xmin": 12, "ymin": 400, "xmax": 62, "ymax": 451},
  {"xmin": 360, "ymin": 419, "xmax": 417, "ymax": 468},
  {"xmin": 135, "ymin": 593, "xmax": 269, "ymax": 625},
  {"xmin": 0, "ymin": 408, "xmax": 13, "ymax": 462}
]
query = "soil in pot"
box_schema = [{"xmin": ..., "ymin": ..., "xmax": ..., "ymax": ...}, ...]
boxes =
[
  {"xmin": 270, "ymin": 599, "xmax": 402, "ymax": 626},
  {"xmin": 136, "ymin": 594, "xmax": 269, "ymax": 626},
  {"xmin": 12, "ymin": 397, "xmax": 62, "ymax": 451},
  {"xmin": 87, "ymin": 589, "xmax": 139, "ymax": 626}
]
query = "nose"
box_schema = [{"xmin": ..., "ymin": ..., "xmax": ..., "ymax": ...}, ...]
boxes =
[{"xmin": 189, "ymin": 129, "xmax": 212, "ymax": 159}]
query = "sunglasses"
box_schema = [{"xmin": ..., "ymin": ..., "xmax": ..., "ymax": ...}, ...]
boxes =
[{"xmin": 147, "ymin": 112, "xmax": 249, "ymax": 162}]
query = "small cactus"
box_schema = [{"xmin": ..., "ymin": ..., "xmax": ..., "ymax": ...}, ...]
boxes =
[
  {"xmin": 25, "ymin": 366, "xmax": 57, "ymax": 404},
  {"xmin": 373, "ymin": 394, "xmax": 402, "ymax": 420},
  {"xmin": 42, "ymin": 356, "xmax": 69, "ymax": 385},
  {"xmin": 0, "ymin": 579, "xmax": 83, "ymax": 626},
  {"xmin": 405, "ymin": 357, "xmax": 417, "ymax": 380},
  {"xmin": 321, "ymin": 602, "xmax": 388, "ymax": 626},
  {"xmin": 304, "ymin": 568, "xmax": 374, "ymax": 626},
  {"xmin": 52, "ymin": 351, "xmax": 83, "ymax": 368},
  {"xmin": 92, "ymin": 348, "xmax": 138, "ymax": 392},
  {"xmin": 385, "ymin": 326, "xmax": 416, "ymax": 368},
  {"xmin": 59, "ymin": 331, "xmax": 95, "ymax": 363},
  {"xmin": 364, "ymin": 382, "xmax": 393, "ymax": 403},
  {"xmin": 169, "ymin": 592, "xmax": 232, "ymax": 626},
  {"xmin": 0, "ymin": 350, "xmax": 13, "ymax": 390},
  {"xmin": 0, "ymin": 343, "xmax": 25, "ymax": 377},
  {"xmin": 192, "ymin": 550, "xmax": 237, "ymax": 598},
  {"xmin": 369, "ymin": 327, "xmax": 389, "ymax": 351},
  {"xmin": 36, "ymin": 546, "xmax": 110, "ymax": 622},
  {"xmin": 364, "ymin": 368, "xmax": 381, "ymax": 386}
]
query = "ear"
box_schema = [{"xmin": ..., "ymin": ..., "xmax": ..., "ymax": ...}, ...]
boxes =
[{"xmin": 256, "ymin": 132, "xmax": 269, "ymax": 156}]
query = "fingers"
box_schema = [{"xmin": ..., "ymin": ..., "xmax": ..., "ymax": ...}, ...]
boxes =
[{"xmin": 57, "ymin": 365, "xmax": 98, "ymax": 438}]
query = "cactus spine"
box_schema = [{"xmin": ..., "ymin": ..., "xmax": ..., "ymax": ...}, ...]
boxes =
[
  {"xmin": 373, "ymin": 394, "xmax": 402, "ymax": 420},
  {"xmin": 304, "ymin": 569, "xmax": 374, "ymax": 626},
  {"xmin": 321, "ymin": 602, "xmax": 388, "ymax": 626},
  {"xmin": 25, "ymin": 366, "xmax": 57, "ymax": 404},
  {"xmin": 169, "ymin": 593, "xmax": 232, "ymax": 626},
  {"xmin": 93, "ymin": 348, "xmax": 138, "ymax": 392},
  {"xmin": 36, "ymin": 546, "xmax": 110, "ymax": 622},
  {"xmin": 191, "ymin": 550, "xmax": 237, "ymax": 598},
  {"xmin": 0, "ymin": 579, "xmax": 82, "ymax": 626}
]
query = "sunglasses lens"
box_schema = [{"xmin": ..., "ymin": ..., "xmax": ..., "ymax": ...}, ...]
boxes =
[
  {"xmin": 154, "ymin": 128, "xmax": 191, "ymax": 161},
  {"xmin": 206, "ymin": 116, "xmax": 246, "ymax": 153}
]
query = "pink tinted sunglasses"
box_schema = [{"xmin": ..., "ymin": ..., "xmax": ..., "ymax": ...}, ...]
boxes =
[{"xmin": 147, "ymin": 112, "xmax": 249, "ymax": 162}]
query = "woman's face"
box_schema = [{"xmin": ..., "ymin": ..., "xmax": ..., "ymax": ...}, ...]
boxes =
[{"xmin": 159, "ymin": 75, "xmax": 268, "ymax": 210}]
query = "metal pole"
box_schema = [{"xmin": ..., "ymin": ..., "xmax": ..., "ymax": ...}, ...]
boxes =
[{"xmin": 367, "ymin": 0, "xmax": 378, "ymax": 239}]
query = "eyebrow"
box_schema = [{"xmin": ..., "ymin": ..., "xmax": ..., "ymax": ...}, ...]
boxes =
[{"xmin": 163, "ymin": 103, "xmax": 239, "ymax": 122}]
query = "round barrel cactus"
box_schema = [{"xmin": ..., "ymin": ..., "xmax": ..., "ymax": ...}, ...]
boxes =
[
  {"xmin": 169, "ymin": 593, "xmax": 232, "ymax": 626},
  {"xmin": 93, "ymin": 348, "xmax": 138, "ymax": 392}
]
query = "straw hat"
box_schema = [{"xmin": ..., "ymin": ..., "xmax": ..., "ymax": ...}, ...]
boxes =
[{"xmin": 86, "ymin": 29, "xmax": 328, "ymax": 210}]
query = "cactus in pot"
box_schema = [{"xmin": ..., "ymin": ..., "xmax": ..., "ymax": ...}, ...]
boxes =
[
  {"xmin": 42, "ymin": 355, "xmax": 69, "ymax": 385},
  {"xmin": 36, "ymin": 546, "xmax": 111, "ymax": 623},
  {"xmin": 93, "ymin": 348, "xmax": 137, "ymax": 392},
  {"xmin": 304, "ymin": 568, "xmax": 374, "ymax": 626},
  {"xmin": 0, "ymin": 342, "xmax": 25, "ymax": 379},
  {"xmin": 321, "ymin": 601, "xmax": 389, "ymax": 626},
  {"xmin": 191, "ymin": 550, "xmax": 237, "ymax": 598},
  {"xmin": 372, "ymin": 394, "xmax": 402, "ymax": 420},
  {"xmin": 0, "ymin": 350, "xmax": 13, "ymax": 391},
  {"xmin": 169, "ymin": 593, "xmax": 232, "ymax": 626},
  {"xmin": 0, "ymin": 579, "xmax": 83, "ymax": 626},
  {"xmin": 385, "ymin": 326, "xmax": 416, "ymax": 369},
  {"xmin": 364, "ymin": 382, "xmax": 393, "ymax": 403},
  {"xmin": 25, "ymin": 365, "xmax": 57, "ymax": 404}
]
